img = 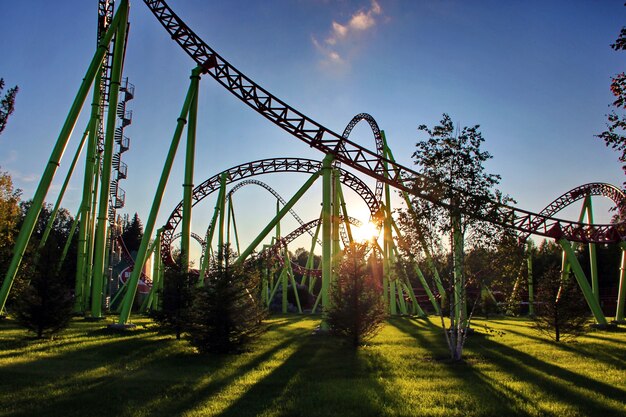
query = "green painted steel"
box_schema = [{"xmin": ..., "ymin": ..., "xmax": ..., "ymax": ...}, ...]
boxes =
[
  {"xmin": 40, "ymin": 127, "xmax": 89, "ymax": 249},
  {"xmin": 139, "ymin": 229, "xmax": 163, "ymax": 312},
  {"xmin": 58, "ymin": 210, "xmax": 81, "ymax": 273},
  {"xmin": 84, "ymin": 153, "xmax": 102, "ymax": 311},
  {"xmin": 527, "ymin": 252, "xmax": 534, "ymax": 316},
  {"xmin": 199, "ymin": 172, "xmax": 228, "ymax": 281},
  {"xmin": 0, "ymin": 5, "xmax": 125, "ymax": 314},
  {"xmin": 336, "ymin": 182, "xmax": 353, "ymax": 243},
  {"xmin": 321, "ymin": 154, "xmax": 334, "ymax": 328},
  {"xmin": 75, "ymin": 73, "xmax": 103, "ymax": 313},
  {"xmin": 381, "ymin": 131, "xmax": 445, "ymax": 303},
  {"xmin": 235, "ymin": 170, "xmax": 322, "ymax": 265},
  {"xmin": 557, "ymin": 238, "xmax": 608, "ymax": 325},
  {"xmin": 182, "ymin": 76, "xmax": 199, "ymax": 270},
  {"xmin": 616, "ymin": 243, "xmax": 626, "ymax": 322},
  {"xmin": 118, "ymin": 66, "xmax": 201, "ymax": 325},
  {"xmin": 581, "ymin": 196, "xmax": 599, "ymax": 302},
  {"xmin": 91, "ymin": 4, "xmax": 130, "ymax": 318}
]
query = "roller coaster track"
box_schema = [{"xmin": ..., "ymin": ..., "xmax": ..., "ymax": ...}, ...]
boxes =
[
  {"xmin": 143, "ymin": 0, "xmax": 626, "ymax": 244},
  {"xmin": 520, "ymin": 183, "xmax": 626, "ymax": 242},
  {"xmin": 161, "ymin": 158, "xmax": 379, "ymax": 264},
  {"xmin": 227, "ymin": 179, "xmax": 321, "ymax": 245}
]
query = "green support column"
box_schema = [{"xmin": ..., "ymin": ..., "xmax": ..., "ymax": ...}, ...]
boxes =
[
  {"xmin": 304, "ymin": 213, "xmax": 322, "ymax": 291},
  {"xmin": 527, "ymin": 252, "xmax": 534, "ymax": 316},
  {"xmin": 321, "ymin": 154, "xmax": 334, "ymax": 328},
  {"xmin": 199, "ymin": 172, "xmax": 228, "ymax": 281},
  {"xmin": 91, "ymin": 3, "xmax": 130, "ymax": 318},
  {"xmin": 118, "ymin": 67, "xmax": 201, "ymax": 325},
  {"xmin": 381, "ymin": 131, "xmax": 445, "ymax": 302},
  {"xmin": 236, "ymin": 170, "xmax": 322, "ymax": 264},
  {"xmin": 336, "ymin": 183, "xmax": 353, "ymax": 243},
  {"xmin": 181, "ymin": 74, "xmax": 199, "ymax": 270},
  {"xmin": 332, "ymin": 169, "xmax": 341, "ymax": 282},
  {"xmin": 580, "ymin": 196, "xmax": 599, "ymax": 302},
  {"xmin": 40, "ymin": 127, "xmax": 89, "ymax": 249},
  {"xmin": 557, "ymin": 238, "xmax": 607, "ymax": 325},
  {"xmin": 75, "ymin": 74, "xmax": 103, "ymax": 313},
  {"xmin": 615, "ymin": 242, "xmax": 626, "ymax": 322},
  {"xmin": 0, "ymin": 6, "xmax": 125, "ymax": 314},
  {"xmin": 84, "ymin": 154, "xmax": 101, "ymax": 312}
]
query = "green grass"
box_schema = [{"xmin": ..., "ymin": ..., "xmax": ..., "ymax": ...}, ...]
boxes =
[{"xmin": 0, "ymin": 315, "xmax": 624, "ymax": 417}]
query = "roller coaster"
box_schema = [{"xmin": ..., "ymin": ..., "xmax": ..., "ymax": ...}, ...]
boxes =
[{"xmin": 0, "ymin": 0, "xmax": 624, "ymax": 328}]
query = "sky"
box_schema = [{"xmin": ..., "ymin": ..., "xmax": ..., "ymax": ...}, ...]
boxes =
[{"xmin": 0, "ymin": 0, "xmax": 624, "ymax": 264}]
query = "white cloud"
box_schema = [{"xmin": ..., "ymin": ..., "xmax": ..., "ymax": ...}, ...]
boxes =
[{"xmin": 313, "ymin": 0, "xmax": 384, "ymax": 72}]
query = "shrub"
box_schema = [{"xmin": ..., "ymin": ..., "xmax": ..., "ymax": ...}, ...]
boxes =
[
  {"xmin": 187, "ymin": 246, "xmax": 266, "ymax": 354},
  {"xmin": 327, "ymin": 243, "xmax": 386, "ymax": 347},
  {"xmin": 534, "ymin": 266, "xmax": 589, "ymax": 342}
]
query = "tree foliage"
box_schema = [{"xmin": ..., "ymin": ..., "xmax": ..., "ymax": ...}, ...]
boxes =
[
  {"xmin": 597, "ymin": 20, "xmax": 626, "ymax": 189},
  {"xmin": 13, "ymin": 235, "xmax": 73, "ymax": 338},
  {"xmin": 150, "ymin": 254, "xmax": 195, "ymax": 340},
  {"xmin": 399, "ymin": 114, "xmax": 512, "ymax": 361},
  {"xmin": 121, "ymin": 212, "xmax": 143, "ymax": 253},
  {"xmin": 327, "ymin": 243, "xmax": 386, "ymax": 347},
  {"xmin": 533, "ymin": 267, "xmax": 589, "ymax": 342},
  {"xmin": 0, "ymin": 169, "xmax": 21, "ymax": 278},
  {"xmin": 0, "ymin": 78, "xmax": 18, "ymax": 135},
  {"xmin": 188, "ymin": 246, "xmax": 266, "ymax": 354}
]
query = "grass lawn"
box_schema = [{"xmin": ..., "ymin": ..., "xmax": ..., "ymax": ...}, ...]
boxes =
[{"xmin": 0, "ymin": 315, "xmax": 624, "ymax": 417}]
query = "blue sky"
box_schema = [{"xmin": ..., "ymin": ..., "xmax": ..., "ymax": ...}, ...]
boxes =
[{"xmin": 0, "ymin": 1, "xmax": 624, "ymax": 262}]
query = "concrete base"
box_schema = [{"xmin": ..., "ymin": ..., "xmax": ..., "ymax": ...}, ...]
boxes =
[
  {"xmin": 83, "ymin": 316, "xmax": 106, "ymax": 322},
  {"xmin": 591, "ymin": 322, "xmax": 619, "ymax": 331},
  {"xmin": 107, "ymin": 323, "xmax": 137, "ymax": 331}
]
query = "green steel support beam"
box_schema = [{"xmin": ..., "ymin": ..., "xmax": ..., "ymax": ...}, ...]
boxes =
[
  {"xmin": 229, "ymin": 196, "xmax": 241, "ymax": 254},
  {"xmin": 527, "ymin": 252, "xmax": 534, "ymax": 316},
  {"xmin": 75, "ymin": 72, "xmax": 103, "ymax": 313},
  {"xmin": 118, "ymin": 67, "xmax": 201, "ymax": 325},
  {"xmin": 579, "ymin": 196, "xmax": 599, "ymax": 302},
  {"xmin": 321, "ymin": 154, "xmax": 334, "ymax": 328},
  {"xmin": 181, "ymin": 76, "xmax": 199, "ymax": 270},
  {"xmin": 304, "ymin": 212, "xmax": 322, "ymax": 291},
  {"xmin": 91, "ymin": 3, "xmax": 130, "ymax": 318},
  {"xmin": 336, "ymin": 180, "xmax": 353, "ymax": 243},
  {"xmin": 235, "ymin": 170, "xmax": 322, "ymax": 265},
  {"xmin": 139, "ymin": 230, "xmax": 163, "ymax": 312},
  {"xmin": 199, "ymin": 172, "xmax": 228, "ymax": 281},
  {"xmin": 40, "ymin": 127, "xmax": 89, "ymax": 249},
  {"xmin": 557, "ymin": 238, "xmax": 608, "ymax": 325},
  {"xmin": 84, "ymin": 153, "xmax": 101, "ymax": 312},
  {"xmin": 332, "ymin": 169, "xmax": 341, "ymax": 284},
  {"xmin": 0, "ymin": 5, "xmax": 125, "ymax": 314},
  {"xmin": 616, "ymin": 242, "xmax": 626, "ymax": 322},
  {"xmin": 57, "ymin": 209, "xmax": 81, "ymax": 273}
]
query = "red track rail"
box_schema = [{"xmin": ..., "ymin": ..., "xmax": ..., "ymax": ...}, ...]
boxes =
[{"xmin": 143, "ymin": 0, "xmax": 626, "ymax": 244}]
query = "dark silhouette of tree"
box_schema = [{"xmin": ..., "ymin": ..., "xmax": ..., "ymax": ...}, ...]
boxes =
[
  {"xmin": 0, "ymin": 78, "xmax": 18, "ymax": 135},
  {"xmin": 534, "ymin": 267, "xmax": 589, "ymax": 342},
  {"xmin": 327, "ymin": 243, "xmax": 386, "ymax": 348},
  {"xmin": 13, "ymin": 235, "xmax": 73, "ymax": 338},
  {"xmin": 598, "ymin": 19, "xmax": 626, "ymax": 190},
  {"xmin": 122, "ymin": 212, "xmax": 143, "ymax": 253},
  {"xmin": 188, "ymin": 246, "xmax": 266, "ymax": 354},
  {"xmin": 150, "ymin": 253, "xmax": 195, "ymax": 340}
]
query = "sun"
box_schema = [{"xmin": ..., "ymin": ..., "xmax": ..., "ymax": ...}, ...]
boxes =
[{"xmin": 352, "ymin": 220, "xmax": 380, "ymax": 244}]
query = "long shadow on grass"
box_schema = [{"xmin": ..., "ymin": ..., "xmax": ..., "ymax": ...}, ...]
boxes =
[
  {"xmin": 212, "ymin": 331, "xmax": 396, "ymax": 417},
  {"xmin": 502, "ymin": 327, "xmax": 626, "ymax": 368},
  {"xmin": 471, "ymin": 332, "xmax": 626, "ymax": 416},
  {"xmin": 388, "ymin": 318, "xmax": 529, "ymax": 416}
]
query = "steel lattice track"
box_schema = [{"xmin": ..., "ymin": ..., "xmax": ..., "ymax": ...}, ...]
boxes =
[
  {"xmin": 143, "ymin": 0, "xmax": 626, "ymax": 244},
  {"xmin": 161, "ymin": 158, "xmax": 379, "ymax": 264}
]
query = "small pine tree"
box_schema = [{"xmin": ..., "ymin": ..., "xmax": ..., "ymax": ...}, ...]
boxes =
[
  {"xmin": 13, "ymin": 237, "xmax": 73, "ymax": 338},
  {"xmin": 534, "ymin": 267, "xmax": 589, "ymax": 342},
  {"xmin": 188, "ymin": 246, "xmax": 266, "ymax": 354},
  {"xmin": 327, "ymin": 243, "xmax": 386, "ymax": 347},
  {"xmin": 0, "ymin": 78, "xmax": 19, "ymax": 135},
  {"xmin": 150, "ymin": 256, "xmax": 195, "ymax": 340},
  {"xmin": 122, "ymin": 213, "xmax": 144, "ymax": 253}
]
